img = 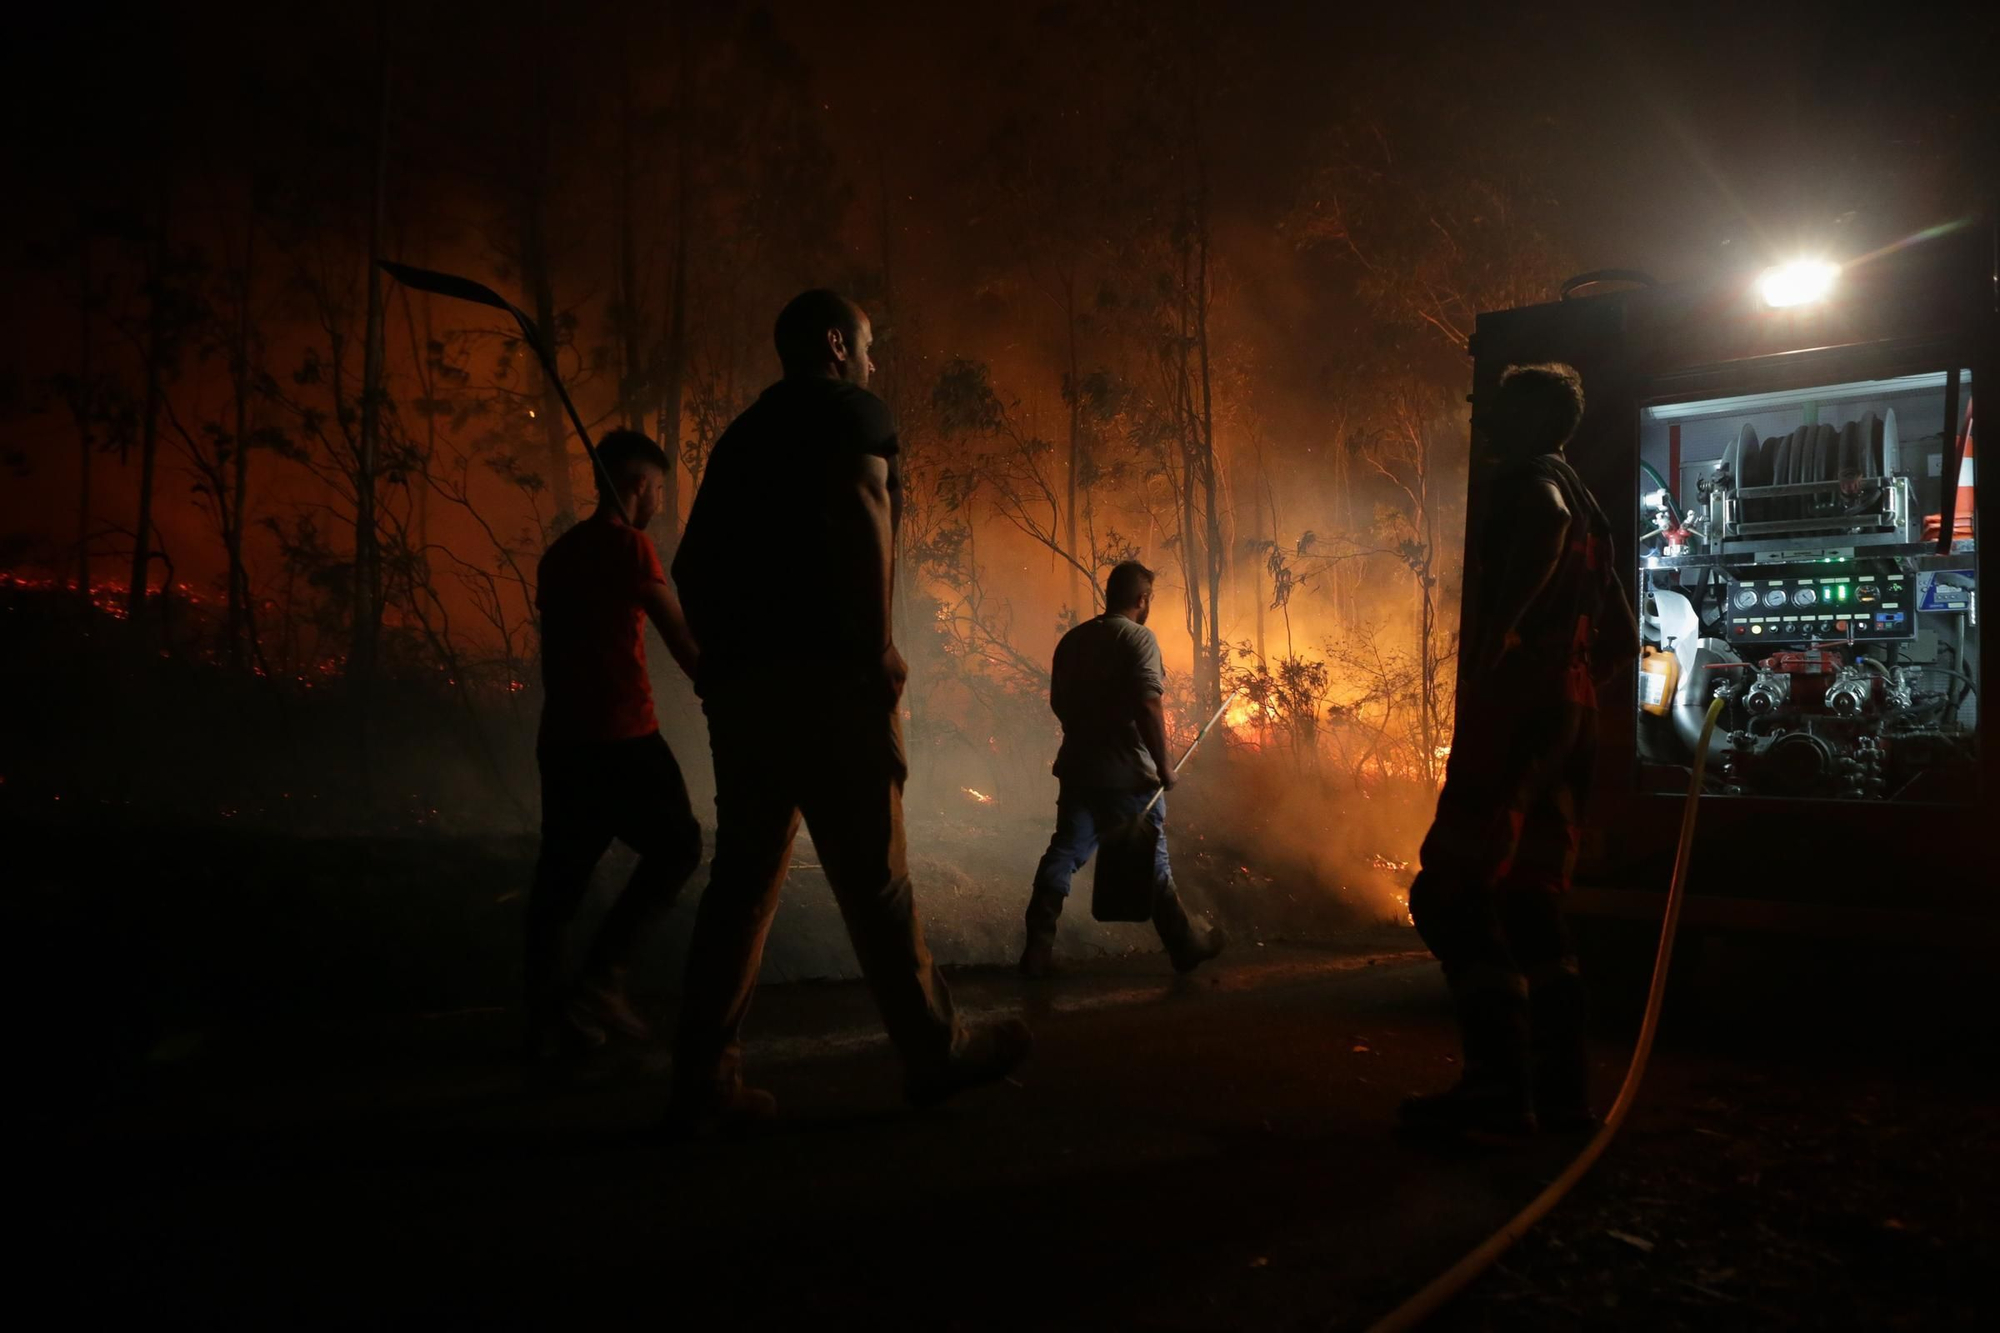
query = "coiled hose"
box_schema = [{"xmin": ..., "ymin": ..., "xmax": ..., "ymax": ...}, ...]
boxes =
[{"xmin": 1365, "ymin": 694, "xmax": 1728, "ymax": 1332}]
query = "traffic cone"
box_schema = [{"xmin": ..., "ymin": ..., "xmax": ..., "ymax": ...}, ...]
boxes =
[{"xmin": 1925, "ymin": 396, "xmax": 1975, "ymax": 547}]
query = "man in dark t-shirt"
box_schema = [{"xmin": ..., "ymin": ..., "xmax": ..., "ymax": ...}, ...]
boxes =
[
  {"xmin": 1020, "ymin": 560, "xmax": 1224, "ymax": 977},
  {"xmin": 527, "ymin": 430, "xmax": 703, "ymax": 1059},
  {"xmin": 669, "ymin": 289, "xmax": 1031, "ymax": 1132}
]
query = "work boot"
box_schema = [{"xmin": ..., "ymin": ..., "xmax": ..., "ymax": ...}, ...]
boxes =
[
  {"xmin": 1019, "ymin": 889, "xmax": 1065, "ymax": 978},
  {"xmin": 524, "ymin": 993, "xmax": 608, "ymax": 1063},
  {"xmin": 664, "ymin": 1083, "xmax": 780, "ymax": 1139},
  {"xmin": 568, "ymin": 971, "xmax": 654, "ymax": 1043},
  {"xmin": 1399, "ymin": 971, "xmax": 1536, "ymax": 1142},
  {"xmin": 906, "ymin": 1018, "xmax": 1034, "ymax": 1109},
  {"xmin": 1530, "ymin": 965, "xmax": 1595, "ymax": 1132},
  {"xmin": 1153, "ymin": 885, "xmax": 1226, "ymax": 974}
]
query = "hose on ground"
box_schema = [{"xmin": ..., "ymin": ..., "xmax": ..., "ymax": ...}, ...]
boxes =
[{"xmin": 1365, "ymin": 694, "xmax": 1728, "ymax": 1333}]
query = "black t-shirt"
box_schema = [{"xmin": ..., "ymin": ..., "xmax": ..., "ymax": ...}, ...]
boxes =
[{"xmin": 672, "ymin": 377, "xmax": 900, "ymax": 698}]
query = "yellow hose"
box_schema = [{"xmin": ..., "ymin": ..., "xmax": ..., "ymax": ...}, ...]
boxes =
[{"xmin": 1366, "ymin": 694, "xmax": 1728, "ymax": 1333}]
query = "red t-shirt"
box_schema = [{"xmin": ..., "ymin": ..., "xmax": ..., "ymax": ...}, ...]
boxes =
[{"xmin": 535, "ymin": 516, "xmax": 664, "ymax": 745}]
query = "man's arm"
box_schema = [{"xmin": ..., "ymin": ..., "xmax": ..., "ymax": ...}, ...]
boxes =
[
  {"xmin": 1137, "ymin": 694, "xmax": 1175, "ymax": 791},
  {"xmin": 833, "ymin": 452, "xmax": 906, "ymax": 704},
  {"xmin": 1594, "ymin": 571, "xmax": 1643, "ymax": 680},
  {"xmin": 640, "ymin": 580, "xmax": 700, "ymax": 682},
  {"xmin": 1472, "ymin": 478, "xmax": 1569, "ymax": 674}
]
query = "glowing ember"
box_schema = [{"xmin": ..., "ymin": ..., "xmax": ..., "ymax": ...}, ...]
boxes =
[
  {"xmin": 961, "ymin": 787, "xmax": 995, "ymax": 805},
  {"xmin": 1368, "ymin": 853, "xmax": 1411, "ymax": 872}
]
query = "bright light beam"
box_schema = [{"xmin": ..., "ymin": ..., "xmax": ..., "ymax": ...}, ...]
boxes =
[{"xmin": 1756, "ymin": 259, "xmax": 1839, "ymax": 308}]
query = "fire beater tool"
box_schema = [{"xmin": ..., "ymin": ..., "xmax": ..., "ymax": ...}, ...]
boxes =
[
  {"xmin": 376, "ymin": 260, "xmax": 627, "ymax": 525},
  {"xmin": 1091, "ymin": 687, "xmax": 1244, "ymax": 923}
]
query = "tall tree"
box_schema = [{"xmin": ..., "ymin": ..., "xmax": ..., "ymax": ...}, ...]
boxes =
[{"xmin": 351, "ymin": 13, "xmax": 392, "ymax": 682}]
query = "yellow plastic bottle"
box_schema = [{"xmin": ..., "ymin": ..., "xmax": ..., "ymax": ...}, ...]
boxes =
[{"xmin": 1639, "ymin": 647, "xmax": 1680, "ymax": 716}]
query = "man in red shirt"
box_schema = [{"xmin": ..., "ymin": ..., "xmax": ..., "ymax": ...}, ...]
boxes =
[{"xmin": 527, "ymin": 430, "xmax": 703, "ymax": 1058}]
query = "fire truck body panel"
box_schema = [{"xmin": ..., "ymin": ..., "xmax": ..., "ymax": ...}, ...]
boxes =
[{"xmin": 1464, "ymin": 228, "xmax": 1994, "ymax": 925}]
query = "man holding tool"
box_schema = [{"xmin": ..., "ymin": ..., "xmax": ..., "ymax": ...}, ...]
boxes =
[
  {"xmin": 669, "ymin": 289, "xmax": 1031, "ymax": 1132},
  {"xmin": 1402, "ymin": 363, "xmax": 1640, "ymax": 1140},
  {"xmin": 1019, "ymin": 560, "xmax": 1227, "ymax": 978},
  {"xmin": 526, "ymin": 429, "xmax": 704, "ymax": 1059}
]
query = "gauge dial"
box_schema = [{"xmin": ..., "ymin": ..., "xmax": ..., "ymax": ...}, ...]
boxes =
[
  {"xmin": 1733, "ymin": 589, "xmax": 1759, "ymax": 610},
  {"xmin": 1763, "ymin": 589, "xmax": 1789, "ymax": 608},
  {"xmin": 1791, "ymin": 587, "xmax": 1818, "ymax": 608}
]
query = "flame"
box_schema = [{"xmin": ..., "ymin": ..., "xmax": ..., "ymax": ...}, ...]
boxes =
[
  {"xmin": 961, "ymin": 787, "xmax": 995, "ymax": 805},
  {"xmin": 1220, "ymin": 695, "xmax": 1275, "ymax": 747}
]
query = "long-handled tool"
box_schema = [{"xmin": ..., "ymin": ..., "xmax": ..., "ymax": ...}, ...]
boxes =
[
  {"xmin": 1091, "ymin": 687, "xmax": 1244, "ymax": 922},
  {"xmin": 376, "ymin": 260, "xmax": 627, "ymax": 525}
]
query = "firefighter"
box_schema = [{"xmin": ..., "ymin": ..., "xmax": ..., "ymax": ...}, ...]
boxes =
[
  {"xmin": 1402, "ymin": 363, "xmax": 1640, "ymax": 1139},
  {"xmin": 525, "ymin": 430, "xmax": 705, "ymax": 1059},
  {"xmin": 1018, "ymin": 560, "xmax": 1225, "ymax": 978},
  {"xmin": 669, "ymin": 289, "xmax": 1031, "ymax": 1132}
]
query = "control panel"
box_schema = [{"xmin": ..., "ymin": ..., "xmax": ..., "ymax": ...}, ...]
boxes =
[{"xmin": 1722, "ymin": 568, "xmax": 1914, "ymax": 644}]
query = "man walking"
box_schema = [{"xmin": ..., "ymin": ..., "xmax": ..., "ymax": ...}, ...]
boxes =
[
  {"xmin": 1402, "ymin": 363, "xmax": 1640, "ymax": 1139},
  {"xmin": 670, "ymin": 289, "xmax": 1030, "ymax": 1130},
  {"xmin": 527, "ymin": 430, "xmax": 704, "ymax": 1058},
  {"xmin": 1019, "ymin": 560, "xmax": 1225, "ymax": 978}
]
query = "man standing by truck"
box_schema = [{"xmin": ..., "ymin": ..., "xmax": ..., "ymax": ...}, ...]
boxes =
[
  {"xmin": 670, "ymin": 289, "xmax": 1031, "ymax": 1131},
  {"xmin": 1403, "ymin": 363, "xmax": 1640, "ymax": 1140},
  {"xmin": 1018, "ymin": 560, "xmax": 1225, "ymax": 978}
]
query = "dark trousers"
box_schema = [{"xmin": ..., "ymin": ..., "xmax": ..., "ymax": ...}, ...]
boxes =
[
  {"xmin": 526, "ymin": 731, "xmax": 703, "ymax": 1016},
  {"xmin": 1410, "ymin": 696, "xmax": 1595, "ymax": 988},
  {"xmin": 1032, "ymin": 786, "xmax": 1174, "ymax": 899},
  {"xmin": 673, "ymin": 695, "xmax": 961, "ymax": 1101}
]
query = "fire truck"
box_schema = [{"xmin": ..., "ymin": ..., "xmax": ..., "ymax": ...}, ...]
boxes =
[{"xmin": 1463, "ymin": 224, "xmax": 1991, "ymax": 941}]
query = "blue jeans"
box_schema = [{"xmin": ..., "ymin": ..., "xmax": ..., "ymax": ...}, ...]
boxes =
[{"xmin": 1032, "ymin": 786, "xmax": 1173, "ymax": 899}]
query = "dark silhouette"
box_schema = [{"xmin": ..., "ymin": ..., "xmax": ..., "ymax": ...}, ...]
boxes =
[
  {"xmin": 1020, "ymin": 560, "xmax": 1225, "ymax": 977},
  {"xmin": 1402, "ymin": 364, "xmax": 1641, "ymax": 1140},
  {"xmin": 669, "ymin": 289, "xmax": 1031, "ymax": 1131},
  {"xmin": 525, "ymin": 430, "xmax": 705, "ymax": 1058}
]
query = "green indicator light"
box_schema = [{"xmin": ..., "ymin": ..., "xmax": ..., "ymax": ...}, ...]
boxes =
[{"xmin": 1837, "ymin": 585, "xmax": 1848, "ymax": 602}]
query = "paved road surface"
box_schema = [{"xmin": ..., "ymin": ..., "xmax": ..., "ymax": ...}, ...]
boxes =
[
  {"xmin": 38, "ymin": 932, "xmax": 1993, "ymax": 1330},
  {"xmin": 37, "ymin": 939, "xmax": 1614, "ymax": 1329}
]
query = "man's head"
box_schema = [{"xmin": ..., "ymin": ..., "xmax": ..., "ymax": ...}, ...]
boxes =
[
  {"xmin": 1105, "ymin": 559, "xmax": 1156, "ymax": 624},
  {"xmin": 595, "ymin": 429, "xmax": 671, "ymax": 528},
  {"xmin": 774, "ymin": 288, "xmax": 874, "ymax": 387},
  {"xmin": 1478, "ymin": 362, "xmax": 1585, "ymax": 461}
]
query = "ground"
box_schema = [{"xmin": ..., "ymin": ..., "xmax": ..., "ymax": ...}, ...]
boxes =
[
  {"xmin": 23, "ymin": 902, "xmax": 1999, "ymax": 1331},
  {"xmin": 9, "ymin": 802, "xmax": 1996, "ymax": 1329}
]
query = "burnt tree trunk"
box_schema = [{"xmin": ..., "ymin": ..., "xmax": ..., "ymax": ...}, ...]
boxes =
[
  {"xmin": 128, "ymin": 200, "xmax": 168, "ymax": 629},
  {"xmin": 225, "ymin": 215, "xmax": 256, "ymax": 667},
  {"xmin": 1193, "ymin": 169, "xmax": 1223, "ymax": 715},
  {"xmin": 616, "ymin": 53, "xmax": 647, "ymax": 434},
  {"xmin": 654, "ymin": 25, "xmax": 692, "ymax": 553},
  {"xmin": 1063, "ymin": 269, "xmax": 1082, "ymax": 615},
  {"xmin": 75, "ymin": 237, "xmax": 93, "ymax": 604},
  {"xmin": 352, "ymin": 23, "xmax": 390, "ymax": 684}
]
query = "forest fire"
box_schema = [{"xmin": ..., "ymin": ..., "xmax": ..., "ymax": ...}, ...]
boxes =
[
  {"xmin": 961, "ymin": 787, "xmax": 996, "ymax": 806},
  {"xmin": 1221, "ymin": 694, "xmax": 1273, "ymax": 741}
]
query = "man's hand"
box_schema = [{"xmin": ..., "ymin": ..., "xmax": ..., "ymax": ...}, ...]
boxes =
[
  {"xmin": 1158, "ymin": 769, "xmax": 1178, "ymax": 793},
  {"xmin": 875, "ymin": 643, "xmax": 908, "ymax": 708}
]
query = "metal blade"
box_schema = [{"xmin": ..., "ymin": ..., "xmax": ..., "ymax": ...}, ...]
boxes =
[{"xmin": 377, "ymin": 260, "xmax": 517, "ymax": 315}]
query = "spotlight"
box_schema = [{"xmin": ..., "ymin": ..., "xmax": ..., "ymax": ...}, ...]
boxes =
[{"xmin": 1757, "ymin": 259, "xmax": 1839, "ymax": 308}]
